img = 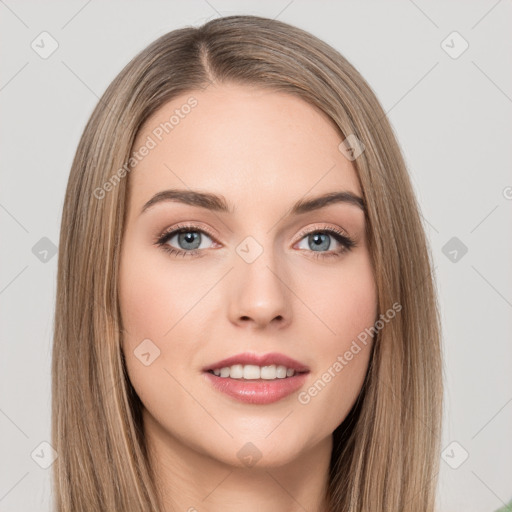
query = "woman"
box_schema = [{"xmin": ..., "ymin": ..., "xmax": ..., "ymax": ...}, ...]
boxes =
[{"xmin": 52, "ymin": 14, "xmax": 443, "ymax": 511}]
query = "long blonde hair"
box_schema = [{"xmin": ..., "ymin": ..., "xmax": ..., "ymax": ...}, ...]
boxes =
[{"xmin": 52, "ymin": 14, "xmax": 443, "ymax": 511}]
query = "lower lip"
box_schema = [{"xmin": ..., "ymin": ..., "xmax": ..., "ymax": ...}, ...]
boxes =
[{"xmin": 203, "ymin": 371, "xmax": 309, "ymax": 404}]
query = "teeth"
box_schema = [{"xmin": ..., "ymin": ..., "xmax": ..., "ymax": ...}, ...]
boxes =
[
  {"xmin": 230, "ymin": 364, "xmax": 243, "ymax": 379},
  {"xmin": 260, "ymin": 365, "xmax": 276, "ymax": 379},
  {"xmin": 211, "ymin": 364, "xmax": 296, "ymax": 379},
  {"xmin": 276, "ymin": 365, "xmax": 287, "ymax": 378},
  {"xmin": 244, "ymin": 364, "xmax": 260, "ymax": 379}
]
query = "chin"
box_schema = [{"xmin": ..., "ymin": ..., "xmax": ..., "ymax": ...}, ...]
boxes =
[{"xmin": 203, "ymin": 433, "xmax": 312, "ymax": 470}]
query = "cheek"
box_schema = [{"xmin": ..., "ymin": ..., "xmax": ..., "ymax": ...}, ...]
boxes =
[
  {"xmin": 295, "ymin": 252, "xmax": 377, "ymax": 344},
  {"xmin": 293, "ymin": 254, "xmax": 377, "ymax": 431},
  {"xmin": 118, "ymin": 245, "xmax": 204, "ymax": 421},
  {"xmin": 119, "ymin": 243, "xmax": 210, "ymax": 341},
  {"xmin": 118, "ymin": 243, "xmax": 218, "ymax": 391}
]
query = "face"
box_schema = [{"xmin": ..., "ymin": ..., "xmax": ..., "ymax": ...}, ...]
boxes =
[{"xmin": 119, "ymin": 83, "xmax": 377, "ymax": 469}]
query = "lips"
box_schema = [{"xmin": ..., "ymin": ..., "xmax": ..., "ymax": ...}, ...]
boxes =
[
  {"xmin": 202, "ymin": 352, "xmax": 310, "ymax": 373},
  {"xmin": 202, "ymin": 352, "xmax": 310, "ymax": 404},
  {"xmin": 204, "ymin": 371, "xmax": 309, "ymax": 404}
]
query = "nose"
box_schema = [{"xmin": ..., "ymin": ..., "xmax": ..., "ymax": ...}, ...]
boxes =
[{"xmin": 227, "ymin": 247, "xmax": 292, "ymax": 330}]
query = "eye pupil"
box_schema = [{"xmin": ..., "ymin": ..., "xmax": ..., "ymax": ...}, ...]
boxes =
[
  {"xmin": 309, "ymin": 233, "xmax": 330, "ymax": 251},
  {"xmin": 178, "ymin": 231, "xmax": 200, "ymax": 250}
]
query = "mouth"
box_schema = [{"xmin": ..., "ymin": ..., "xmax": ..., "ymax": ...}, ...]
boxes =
[
  {"xmin": 206, "ymin": 364, "xmax": 307, "ymax": 380},
  {"xmin": 202, "ymin": 351, "xmax": 309, "ymax": 375},
  {"xmin": 202, "ymin": 352, "xmax": 310, "ymax": 404}
]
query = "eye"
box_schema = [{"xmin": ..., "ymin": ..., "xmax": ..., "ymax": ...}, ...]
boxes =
[
  {"xmin": 294, "ymin": 227, "xmax": 356, "ymax": 259},
  {"xmin": 155, "ymin": 224, "xmax": 356, "ymax": 260},
  {"xmin": 155, "ymin": 224, "xmax": 216, "ymax": 258}
]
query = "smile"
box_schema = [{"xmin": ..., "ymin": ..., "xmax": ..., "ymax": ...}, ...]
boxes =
[{"xmin": 209, "ymin": 364, "xmax": 299, "ymax": 380}]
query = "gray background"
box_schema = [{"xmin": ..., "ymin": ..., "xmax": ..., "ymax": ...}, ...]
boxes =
[{"xmin": 1, "ymin": 1, "xmax": 511, "ymax": 511}]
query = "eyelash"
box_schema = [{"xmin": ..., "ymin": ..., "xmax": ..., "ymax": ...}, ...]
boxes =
[{"xmin": 154, "ymin": 223, "xmax": 356, "ymax": 260}]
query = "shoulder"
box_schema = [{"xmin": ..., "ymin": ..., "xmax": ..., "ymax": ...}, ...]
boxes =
[{"xmin": 493, "ymin": 499, "xmax": 512, "ymax": 512}]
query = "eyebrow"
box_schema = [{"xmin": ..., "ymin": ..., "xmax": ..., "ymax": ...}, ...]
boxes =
[{"xmin": 140, "ymin": 188, "xmax": 365, "ymax": 216}]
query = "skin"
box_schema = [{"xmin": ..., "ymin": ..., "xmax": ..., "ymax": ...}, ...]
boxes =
[{"xmin": 119, "ymin": 83, "xmax": 377, "ymax": 512}]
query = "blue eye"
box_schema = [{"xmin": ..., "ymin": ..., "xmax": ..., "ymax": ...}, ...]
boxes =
[
  {"xmin": 155, "ymin": 224, "xmax": 356, "ymax": 259},
  {"xmin": 155, "ymin": 224, "xmax": 215, "ymax": 258},
  {"xmin": 294, "ymin": 228, "xmax": 356, "ymax": 259}
]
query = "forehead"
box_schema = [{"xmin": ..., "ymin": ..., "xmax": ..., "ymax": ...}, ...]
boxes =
[{"xmin": 128, "ymin": 84, "xmax": 362, "ymax": 212}]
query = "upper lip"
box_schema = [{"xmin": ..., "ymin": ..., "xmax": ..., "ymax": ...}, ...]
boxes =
[{"xmin": 203, "ymin": 352, "xmax": 310, "ymax": 373}]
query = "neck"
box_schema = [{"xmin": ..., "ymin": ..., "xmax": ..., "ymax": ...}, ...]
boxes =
[{"xmin": 143, "ymin": 409, "xmax": 332, "ymax": 512}]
